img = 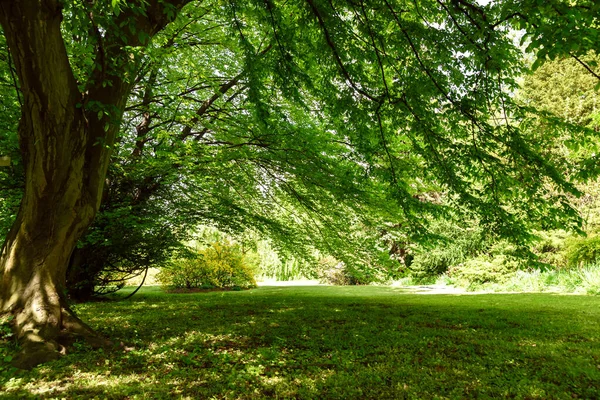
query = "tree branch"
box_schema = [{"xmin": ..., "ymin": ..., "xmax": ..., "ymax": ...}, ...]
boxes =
[{"xmin": 304, "ymin": 0, "xmax": 379, "ymax": 102}]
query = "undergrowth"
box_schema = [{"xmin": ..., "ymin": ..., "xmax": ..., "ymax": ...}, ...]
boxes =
[{"xmin": 441, "ymin": 266, "xmax": 600, "ymax": 294}]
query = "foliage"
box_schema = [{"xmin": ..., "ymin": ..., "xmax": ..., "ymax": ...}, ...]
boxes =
[
  {"xmin": 576, "ymin": 179, "xmax": 600, "ymax": 233},
  {"xmin": 1, "ymin": 286, "xmax": 600, "ymax": 398},
  {"xmin": 313, "ymin": 251, "xmax": 401, "ymax": 285},
  {"xmin": 407, "ymin": 52, "xmax": 600, "ymax": 285},
  {"xmin": 564, "ymin": 235, "xmax": 600, "ymax": 269},
  {"xmin": 520, "ymin": 54, "xmax": 600, "ymax": 130},
  {"xmin": 254, "ymin": 250, "xmax": 308, "ymax": 281},
  {"xmin": 505, "ymin": 1, "xmax": 600, "ymax": 73},
  {"xmin": 65, "ymin": 164, "xmax": 197, "ymax": 298},
  {"xmin": 0, "ymin": 29, "xmax": 22, "ymax": 241},
  {"xmin": 448, "ymin": 266, "xmax": 600, "ymax": 295},
  {"xmin": 157, "ymin": 240, "xmax": 257, "ymax": 290},
  {"xmin": 446, "ymin": 254, "xmax": 522, "ymax": 288},
  {"xmin": 313, "ymin": 256, "xmax": 354, "ymax": 285},
  {"xmin": 408, "ymin": 218, "xmax": 487, "ymax": 280},
  {"xmin": 518, "ymin": 53, "xmax": 600, "ymax": 183},
  {"xmin": 530, "ymin": 229, "xmax": 570, "ymax": 268},
  {"xmin": 27, "ymin": 0, "xmax": 600, "ymax": 300},
  {"xmin": 211, "ymin": 229, "xmax": 311, "ymax": 281},
  {"xmin": 0, "ymin": 314, "xmax": 15, "ymax": 371}
]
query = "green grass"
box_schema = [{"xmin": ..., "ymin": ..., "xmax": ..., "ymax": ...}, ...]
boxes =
[{"xmin": 1, "ymin": 286, "xmax": 599, "ymax": 399}]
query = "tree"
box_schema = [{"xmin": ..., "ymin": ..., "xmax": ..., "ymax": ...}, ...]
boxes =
[
  {"xmin": 521, "ymin": 54, "xmax": 600, "ymax": 129},
  {"xmin": 0, "ymin": 0, "xmax": 191, "ymax": 368},
  {"xmin": 520, "ymin": 53, "xmax": 600, "ymax": 245},
  {"xmin": 0, "ymin": 0, "xmax": 595, "ymax": 368},
  {"xmin": 519, "ymin": 53, "xmax": 600, "ymax": 177},
  {"xmin": 62, "ymin": 6, "xmax": 388, "ymax": 298}
]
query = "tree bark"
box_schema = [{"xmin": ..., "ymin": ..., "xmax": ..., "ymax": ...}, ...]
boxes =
[
  {"xmin": 0, "ymin": 0, "xmax": 110, "ymax": 369},
  {"xmin": 0, "ymin": 0, "xmax": 190, "ymax": 369}
]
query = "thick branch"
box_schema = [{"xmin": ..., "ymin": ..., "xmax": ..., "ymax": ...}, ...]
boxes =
[
  {"xmin": 82, "ymin": 0, "xmax": 193, "ymax": 210},
  {"xmin": 179, "ymin": 73, "xmax": 243, "ymax": 140}
]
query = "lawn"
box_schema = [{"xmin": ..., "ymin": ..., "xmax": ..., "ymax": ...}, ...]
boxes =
[{"xmin": 1, "ymin": 286, "xmax": 599, "ymax": 399}]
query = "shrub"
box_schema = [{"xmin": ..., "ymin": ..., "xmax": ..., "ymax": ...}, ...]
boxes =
[
  {"xmin": 564, "ymin": 235, "xmax": 600, "ymax": 268},
  {"xmin": 531, "ymin": 230, "xmax": 569, "ymax": 268},
  {"xmin": 456, "ymin": 266, "xmax": 600, "ymax": 294},
  {"xmin": 157, "ymin": 240, "xmax": 257, "ymax": 290},
  {"xmin": 446, "ymin": 254, "xmax": 521, "ymax": 288},
  {"xmin": 313, "ymin": 256, "xmax": 344, "ymax": 285},
  {"xmin": 409, "ymin": 221, "xmax": 486, "ymax": 280},
  {"xmin": 579, "ymin": 267, "xmax": 600, "ymax": 295}
]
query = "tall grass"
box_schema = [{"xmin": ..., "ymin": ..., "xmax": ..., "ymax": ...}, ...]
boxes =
[{"xmin": 443, "ymin": 265, "xmax": 600, "ymax": 294}]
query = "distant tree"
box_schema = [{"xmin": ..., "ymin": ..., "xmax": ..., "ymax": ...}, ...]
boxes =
[{"xmin": 521, "ymin": 54, "xmax": 600, "ymax": 129}]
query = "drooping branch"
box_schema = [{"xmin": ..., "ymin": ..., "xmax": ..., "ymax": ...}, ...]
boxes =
[
  {"xmin": 570, "ymin": 54, "xmax": 600, "ymax": 82},
  {"xmin": 304, "ymin": 0, "xmax": 380, "ymax": 102},
  {"xmin": 179, "ymin": 44, "xmax": 272, "ymax": 141}
]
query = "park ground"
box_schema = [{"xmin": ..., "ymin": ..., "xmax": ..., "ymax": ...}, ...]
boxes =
[{"xmin": 1, "ymin": 285, "xmax": 599, "ymax": 399}]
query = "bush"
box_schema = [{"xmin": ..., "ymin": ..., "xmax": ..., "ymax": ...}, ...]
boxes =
[
  {"xmin": 456, "ymin": 266, "xmax": 600, "ymax": 294},
  {"xmin": 564, "ymin": 235, "xmax": 600, "ymax": 268},
  {"xmin": 409, "ymin": 221, "xmax": 486, "ymax": 280},
  {"xmin": 531, "ymin": 230, "xmax": 569, "ymax": 268},
  {"xmin": 157, "ymin": 240, "xmax": 257, "ymax": 290},
  {"xmin": 579, "ymin": 267, "xmax": 600, "ymax": 295},
  {"xmin": 314, "ymin": 257, "xmax": 350, "ymax": 285},
  {"xmin": 446, "ymin": 254, "xmax": 521, "ymax": 288}
]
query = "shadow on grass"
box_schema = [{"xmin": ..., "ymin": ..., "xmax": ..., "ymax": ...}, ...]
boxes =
[{"xmin": 1, "ymin": 286, "xmax": 599, "ymax": 399}]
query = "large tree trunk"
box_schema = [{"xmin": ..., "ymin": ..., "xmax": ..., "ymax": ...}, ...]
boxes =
[
  {"xmin": 1, "ymin": 190, "xmax": 105, "ymax": 370},
  {"xmin": 0, "ymin": 1, "xmax": 111, "ymax": 369},
  {"xmin": 0, "ymin": 0, "xmax": 189, "ymax": 369}
]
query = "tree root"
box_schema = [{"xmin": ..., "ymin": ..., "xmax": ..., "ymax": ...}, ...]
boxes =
[
  {"xmin": 12, "ymin": 339, "xmax": 62, "ymax": 370},
  {"xmin": 11, "ymin": 307, "xmax": 113, "ymax": 370}
]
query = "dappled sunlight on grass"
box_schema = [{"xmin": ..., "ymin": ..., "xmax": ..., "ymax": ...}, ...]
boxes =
[{"xmin": 1, "ymin": 286, "xmax": 599, "ymax": 399}]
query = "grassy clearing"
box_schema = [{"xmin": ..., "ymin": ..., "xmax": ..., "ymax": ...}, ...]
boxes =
[{"xmin": 1, "ymin": 286, "xmax": 599, "ymax": 399}]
